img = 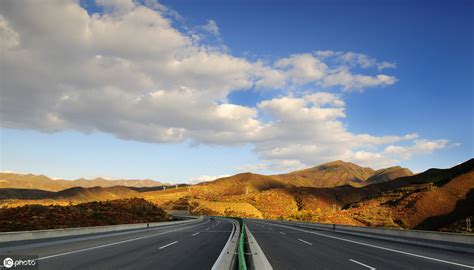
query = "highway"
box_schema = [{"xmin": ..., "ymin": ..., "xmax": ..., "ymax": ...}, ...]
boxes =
[
  {"xmin": 0, "ymin": 218, "xmax": 232, "ymax": 270},
  {"xmin": 1, "ymin": 217, "xmax": 473, "ymax": 270},
  {"xmin": 245, "ymin": 219, "xmax": 474, "ymax": 270}
]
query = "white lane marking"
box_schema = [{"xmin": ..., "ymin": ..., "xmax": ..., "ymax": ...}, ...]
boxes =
[
  {"xmin": 349, "ymin": 259, "xmax": 376, "ymax": 270},
  {"xmin": 280, "ymin": 232, "xmax": 286, "ymax": 235},
  {"xmin": 158, "ymin": 241, "xmax": 178, "ymax": 250},
  {"xmin": 298, "ymin": 239, "xmax": 313, "ymax": 245},
  {"xmin": 35, "ymin": 220, "xmax": 210, "ymax": 261},
  {"xmin": 206, "ymin": 227, "xmax": 210, "ymax": 230},
  {"xmin": 268, "ymin": 227, "xmax": 274, "ymax": 231},
  {"xmin": 211, "ymin": 218, "xmax": 237, "ymax": 270},
  {"xmin": 254, "ymin": 221, "xmax": 474, "ymax": 269},
  {"xmin": 192, "ymin": 232, "xmax": 200, "ymax": 237}
]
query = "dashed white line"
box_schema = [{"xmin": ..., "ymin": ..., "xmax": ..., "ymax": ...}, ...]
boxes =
[
  {"xmin": 206, "ymin": 228, "xmax": 210, "ymax": 230},
  {"xmin": 349, "ymin": 259, "xmax": 376, "ymax": 270},
  {"xmin": 255, "ymin": 221, "xmax": 474, "ymax": 269},
  {"xmin": 280, "ymin": 232, "xmax": 286, "ymax": 235},
  {"xmin": 158, "ymin": 241, "xmax": 178, "ymax": 250},
  {"xmin": 34, "ymin": 220, "xmax": 210, "ymax": 261},
  {"xmin": 298, "ymin": 239, "xmax": 312, "ymax": 245},
  {"xmin": 192, "ymin": 232, "xmax": 200, "ymax": 237}
]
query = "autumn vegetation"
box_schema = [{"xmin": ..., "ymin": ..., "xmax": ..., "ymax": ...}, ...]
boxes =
[
  {"xmin": 0, "ymin": 198, "xmax": 169, "ymax": 232},
  {"xmin": 0, "ymin": 159, "xmax": 472, "ymax": 233}
]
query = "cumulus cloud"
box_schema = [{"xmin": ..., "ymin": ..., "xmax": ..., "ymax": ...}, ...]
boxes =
[
  {"xmin": 0, "ymin": 0, "xmax": 455, "ymax": 173},
  {"xmin": 246, "ymin": 93, "xmax": 439, "ymax": 170},
  {"xmin": 189, "ymin": 174, "xmax": 231, "ymax": 184},
  {"xmin": 321, "ymin": 71, "xmax": 397, "ymax": 91},
  {"xmin": 385, "ymin": 139, "xmax": 457, "ymax": 160}
]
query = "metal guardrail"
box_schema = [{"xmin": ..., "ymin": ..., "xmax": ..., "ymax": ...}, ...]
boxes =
[
  {"xmin": 211, "ymin": 217, "xmax": 240, "ymax": 270},
  {"xmin": 0, "ymin": 216, "xmax": 203, "ymax": 243},
  {"xmin": 235, "ymin": 218, "xmax": 248, "ymax": 270},
  {"xmin": 269, "ymin": 219, "xmax": 474, "ymax": 254}
]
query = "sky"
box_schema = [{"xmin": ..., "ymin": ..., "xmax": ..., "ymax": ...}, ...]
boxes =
[{"xmin": 0, "ymin": 0, "xmax": 472, "ymax": 183}]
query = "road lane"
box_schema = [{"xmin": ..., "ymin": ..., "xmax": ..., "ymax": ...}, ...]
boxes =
[
  {"xmin": 246, "ymin": 219, "xmax": 474, "ymax": 270},
  {"xmin": 1, "ymin": 218, "xmax": 233, "ymax": 270}
]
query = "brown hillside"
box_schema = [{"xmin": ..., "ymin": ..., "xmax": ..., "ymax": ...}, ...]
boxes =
[
  {"xmin": 344, "ymin": 160, "xmax": 474, "ymax": 230},
  {"xmin": 0, "ymin": 173, "xmax": 164, "ymax": 191},
  {"xmin": 52, "ymin": 186, "xmax": 142, "ymax": 202},
  {"xmin": 0, "ymin": 174, "xmax": 72, "ymax": 191},
  {"xmin": 275, "ymin": 160, "xmax": 375, "ymax": 187},
  {"xmin": 194, "ymin": 172, "xmax": 289, "ymax": 197},
  {"xmin": 366, "ymin": 166, "xmax": 413, "ymax": 185},
  {"xmin": 0, "ymin": 188, "xmax": 54, "ymax": 200}
]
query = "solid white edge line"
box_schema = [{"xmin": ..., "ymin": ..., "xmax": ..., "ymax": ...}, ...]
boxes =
[
  {"xmin": 158, "ymin": 241, "xmax": 178, "ymax": 250},
  {"xmin": 256, "ymin": 221, "xmax": 474, "ymax": 269},
  {"xmin": 35, "ymin": 219, "xmax": 210, "ymax": 261},
  {"xmin": 349, "ymin": 259, "xmax": 376, "ymax": 270},
  {"xmin": 298, "ymin": 239, "xmax": 313, "ymax": 245},
  {"xmin": 211, "ymin": 218, "xmax": 236, "ymax": 270}
]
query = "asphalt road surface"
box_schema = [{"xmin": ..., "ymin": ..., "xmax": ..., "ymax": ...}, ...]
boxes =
[
  {"xmin": 245, "ymin": 219, "xmax": 474, "ymax": 270},
  {"xmin": 0, "ymin": 218, "xmax": 232, "ymax": 270}
]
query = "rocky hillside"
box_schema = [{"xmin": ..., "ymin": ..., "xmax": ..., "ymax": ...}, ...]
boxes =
[
  {"xmin": 1, "ymin": 159, "xmax": 472, "ymax": 233},
  {"xmin": 345, "ymin": 159, "xmax": 474, "ymax": 230},
  {"xmin": 365, "ymin": 166, "xmax": 413, "ymax": 185},
  {"xmin": 275, "ymin": 160, "xmax": 375, "ymax": 187}
]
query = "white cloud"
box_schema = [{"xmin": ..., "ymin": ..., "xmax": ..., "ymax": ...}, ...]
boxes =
[
  {"xmin": 315, "ymin": 50, "xmax": 396, "ymax": 71},
  {"xmin": 0, "ymin": 0, "xmax": 455, "ymax": 173},
  {"xmin": 321, "ymin": 70, "xmax": 397, "ymax": 91},
  {"xmin": 275, "ymin": 53, "xmax": 327, "ymax": 85},
  {"xmin": 189, "ymin": 174, "xmax": 231, "ymax": 184},
  {"xmin": 201, "ymin": 20, "xmax": 219, "ymax": 35},
  {"xmin": 385, "ymin": 139, "xmax": 456, "ymax": 159}
]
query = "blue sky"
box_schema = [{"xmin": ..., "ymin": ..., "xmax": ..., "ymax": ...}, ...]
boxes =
[{"xmin": 0, "ymin": 0, "xmax": 472, "ymax": 182}]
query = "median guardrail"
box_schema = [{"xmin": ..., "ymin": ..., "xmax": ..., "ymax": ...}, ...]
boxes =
[
  {"xmin": 245, "ymin": 224, "xmax": 273, "ymax": 270},
  {"xmin": 0, "ymin": 216, "xmax": 203, "ymax": 243},
  {"xmin": 272, "ymin": 219, "xmax": 474, "ymax": 254},
  {"xmin": 211, "ymin": 217, "xmax": 240, "ymax": 270},
  {"xmin": 236, "ymin": 218, "xmax": 247, "ymax": 270}
]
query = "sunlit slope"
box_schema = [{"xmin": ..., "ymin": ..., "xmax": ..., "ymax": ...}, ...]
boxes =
[{"xmin": 0, "ymin": 173, "xmax": 164, "ymax": 191}]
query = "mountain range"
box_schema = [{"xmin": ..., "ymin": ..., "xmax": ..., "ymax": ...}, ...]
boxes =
[
  {"xmin": 1, "ymin": 159, "xmax": 472, "ymax": 232},
  {"xmin": 0, "ymin": 173, "xmax": 165, "ymax": 191}
]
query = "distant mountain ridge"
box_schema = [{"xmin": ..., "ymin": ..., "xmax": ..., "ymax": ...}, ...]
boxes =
[
  {"xmin": 0, "ymin": 173, "xmax": 165, "ymax": 191},
  {"xmin": 275, "ymin": 160, "xmax": 377, "ymax": 187},
  {"xmin": 271, "ymin": 160, "xmax": 412, "ymax": 188},
  {"xmin": 366, "ymin": 166, "xmax": 414, "ymax": 185},
  {"xmin": 0, "ymin": 159, "xmax": 472, "ymax": 233},
  {"xmin": 1, "ymin": 160, "xmax": 413, "ymax": 192}
]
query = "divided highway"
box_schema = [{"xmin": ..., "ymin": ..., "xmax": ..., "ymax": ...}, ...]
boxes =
[
  {"xmin": 245, "ymin": 219, "xmax": 474, "ymax": 270},
  {"xmin": 0, "ymin": 218, "xmax": 232, "ymax": 270},
  {"xmin": 2, "ymin": 217, "xmax": 473, "ymax": 269}
]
